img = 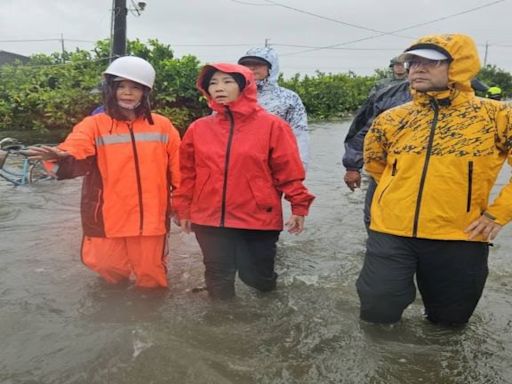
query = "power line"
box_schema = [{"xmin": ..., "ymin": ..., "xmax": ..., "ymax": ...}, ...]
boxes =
[
  {"xmin": 230, "ymin": 0, "xmax": 507, "ymax": 55},
  {"xmin": 261, "ymin": 0, "xmax": 413, "ymax": 39},
  {"xmin": 0, "ymin": 38, "xmax": 97, "ymax": 44},
  {"xmin": 272, "ymin": 41, "xmax": 512, "ymax": 52},
  {"xmin": 4, "ymin": 37, "xmax": 512, "ymax": 56},
  {"xmin": 230, "ymin": 0, "xmax": 411, "ymax": 39},
  {"xmin": 230, "ymin": 0, "xmax": 272, "ymax": 5},
  {"xmin": 272, "ymin": 43, "xmax": 402, "ymax": 51},
  {"xmin": 1, "ymin": 56, "xmax": 113, "ymax": 70},
  {"xmin": 394, "ymin": 0, "xmax": 506, "ymax": 32},
  {"xmin": 0, "ymin": 37, "xmax": 263, "ymax": 48},
  {"xmin": 267, "ymin": 0, "xmax": 507, "ymax": 56},
  {"xmin": 0, "ymin": 39, "xmax": 267, "ymax": 51},
  {"xmin": 170, "ymin": 43, "xmax": 260, "ymax": 47},
  {"xmin": 0, "ymin": 38, "xmax": 62, "ymax": 43},
  {"xmin": 64, "ymin": 39, "xmax": 98, "ymax": 43}
]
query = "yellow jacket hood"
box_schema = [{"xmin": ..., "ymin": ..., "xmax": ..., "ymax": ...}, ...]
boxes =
[{"xmin": 403, "ymin": 33, "xmax": 480, "ymax": 93}]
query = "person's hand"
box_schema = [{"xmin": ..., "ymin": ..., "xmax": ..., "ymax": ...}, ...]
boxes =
[
  {"xmin": 465, "ymin": 214, "xmax": 502, "ymax": 241},
  {"xmin": 344, "ymin": 170, "xmax": 361, "ymax": 191},
  {"xmin": 178, "ymin": 219, "xmax": 192, "ymax": 234},
  {"xmin": 285, "ymin": 215, "xmax": 305, "ymax": 234},
  {"xmin": 21, "ymin": 145, "xmax": 69, "ymax": 161}
]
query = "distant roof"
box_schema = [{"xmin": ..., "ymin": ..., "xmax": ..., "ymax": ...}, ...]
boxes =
[{"xmin": 0, "ymin": 50, "xmax": 29, "ymax": 65}]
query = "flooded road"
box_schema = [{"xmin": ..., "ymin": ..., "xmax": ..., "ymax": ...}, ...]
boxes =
[{"xmin": 1, "ymin": 121, "xmax": 512, "ymax": 384}]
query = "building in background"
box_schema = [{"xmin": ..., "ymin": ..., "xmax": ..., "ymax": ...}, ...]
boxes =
[{"xmin": 0, "ymin": 50, "xmax": 29, "ymax": 66}]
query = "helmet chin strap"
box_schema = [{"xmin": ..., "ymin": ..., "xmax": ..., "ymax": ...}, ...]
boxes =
[{"xmin": 117, "ymin": 100, "xmax": 141, "ymax": 110}]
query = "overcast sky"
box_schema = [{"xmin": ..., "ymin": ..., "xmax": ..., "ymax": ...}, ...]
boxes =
[{"xmin": 1, "ymin": 0, "xmax": 511, "ymax": 76}]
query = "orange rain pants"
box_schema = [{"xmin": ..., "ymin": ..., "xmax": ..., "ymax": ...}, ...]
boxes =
[{"xmin": 81, "ymin": 235, "xmax": 168, "ymax": 288}]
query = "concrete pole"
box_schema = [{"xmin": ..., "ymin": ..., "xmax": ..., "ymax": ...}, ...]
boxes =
[{"xmin": 111, "ymin": 0, "xmax": 127, "ymax": 60}]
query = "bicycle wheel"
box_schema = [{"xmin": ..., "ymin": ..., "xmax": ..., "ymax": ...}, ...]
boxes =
[
  {"xmin": 0, "ymin": 151, "xmax": 29, "ymax": 186},
  {"xmin": 0, "ymin": 149, "xmax": 8, "ymax": 169},
  {"xmin": 28, "ymin": 160, "xmax": 53, "ymax": 183}
]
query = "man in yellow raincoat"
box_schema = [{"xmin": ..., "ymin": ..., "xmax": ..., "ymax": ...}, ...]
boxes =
[{"xmin": 357, "ymin": 33, "xmax": 512, "ymax": 326}]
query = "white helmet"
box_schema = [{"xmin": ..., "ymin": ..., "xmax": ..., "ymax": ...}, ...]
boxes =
[{"xmin": 104, "ymin": 56, "xmax": 156, "ymax": 89}]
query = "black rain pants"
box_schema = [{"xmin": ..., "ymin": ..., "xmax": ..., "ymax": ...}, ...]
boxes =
[
  {"xmin": 193, "ymin": 224, "xmax": 280, "ymax": 300},
  {"xmin": 356, "ymin": 230, "xmax": 489, "ymax": 325}
]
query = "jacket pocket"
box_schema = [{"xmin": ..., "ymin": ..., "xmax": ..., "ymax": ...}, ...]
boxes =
[
  {"xmin": 378, "ymin": 159, "xmax": 397, "ymax": 204},
  {"xmin": 466, "ymin": 161, "xmax": 473, "ymax": 213},
  {"xmin": 193, "ymin": 169, "xmax": 210, "ymax": 204},
  {"xmin": 80, "ymin": 163, "xmax": 106, "ymax": 236},
  {"xmin": 391, "ymin": 158, "xmax": 398, "ymax": 176},
  {"xmin": 247, "ymin": 176, "xmax": 277, "ymax": 212}
]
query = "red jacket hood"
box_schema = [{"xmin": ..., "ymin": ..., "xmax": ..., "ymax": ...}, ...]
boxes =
[{"xmin": 196, "ymin": 63, "xmax": 262, "ymax": 117}]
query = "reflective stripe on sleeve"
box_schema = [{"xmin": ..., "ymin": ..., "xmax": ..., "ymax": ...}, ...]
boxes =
[{"xmin": 96, "ymin": 133, "xmax": 169, "ymax": 146}]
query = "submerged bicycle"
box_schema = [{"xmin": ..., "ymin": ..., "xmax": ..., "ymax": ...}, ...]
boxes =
[{"xmin": 0, "ymin": 138, "xmax": 55, "ymax": 186}]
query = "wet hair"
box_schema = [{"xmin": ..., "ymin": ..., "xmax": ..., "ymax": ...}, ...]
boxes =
[
  {"xmin": 102, "ymin": 75, "xmax": 154, "ymax": 124},
  {"xmin": 201, "ymin": 69, "xmax": 246, "ymax": 95}
]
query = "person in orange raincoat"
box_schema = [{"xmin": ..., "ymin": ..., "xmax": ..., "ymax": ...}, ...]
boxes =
[
  {"xmin": 25, "ymin": 56, "xmax": 181, "ymax": 288},
  {"xmin": 173, "ymin": 63, "xmax": 315, "ymax": 300}
]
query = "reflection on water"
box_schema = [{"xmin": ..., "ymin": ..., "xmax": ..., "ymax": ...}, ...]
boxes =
[{"xmin": 1, "ymin": 121, "xmax": 512, "ymax": 384}]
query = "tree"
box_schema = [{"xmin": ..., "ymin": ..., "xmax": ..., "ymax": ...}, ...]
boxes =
[
  {"xmin": 477, "ymin": 64, "xmax": 512, "ymax": 98},
  {"xmin": 0, "ymin": 39, "xmax": 208, "ymax": 136}
]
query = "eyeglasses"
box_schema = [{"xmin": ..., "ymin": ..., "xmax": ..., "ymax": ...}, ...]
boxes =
[{"xmin": 404, "ymin": 58, "xmax": 449, "ymax": 70}]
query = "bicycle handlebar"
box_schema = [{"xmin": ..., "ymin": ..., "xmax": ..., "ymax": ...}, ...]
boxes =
[{"xmin": 1, "ymin": 144, "xmax": 26, "ymax": 151}]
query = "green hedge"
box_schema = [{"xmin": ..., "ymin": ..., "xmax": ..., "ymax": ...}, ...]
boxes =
[
  {"xmin": 278, "ymin": 71, "xmax": 377, "ymax": 120},
  {"xmin": 0, "ymin": 39, "xmax": 208, "ymax": 137},
  {"xmin": 1, "ymin": 39, "xmax": 511, "ymax": 142}
]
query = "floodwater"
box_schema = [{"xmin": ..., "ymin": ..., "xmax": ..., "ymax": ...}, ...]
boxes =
[{"xmin": 1, "ymin": 121, "xmax": 512, "ymax": 384}]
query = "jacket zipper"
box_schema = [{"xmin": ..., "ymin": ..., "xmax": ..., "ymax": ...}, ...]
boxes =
[
  {"xmin": 412, "ymin": 98, "xmax": 439, "ymax": 237},
  {"xmin": 467, "ymin": 161, "xmax": 473, "ymax": 212},
  {"xmin": 220, "ymin": 107, "xmax": 235, "ymax": 227},
  {"xmin": 128, "ymin": 122, "xmax": 145, "ymax": 234}
]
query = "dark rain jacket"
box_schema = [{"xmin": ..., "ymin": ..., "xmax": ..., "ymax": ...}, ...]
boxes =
[
  {"xmin": 368, "ymin": 76, "xmax": 407, "ymax": 96},
  {"xmin": 343, "ymin": 81, "xmax": 411, "ymax": 171}
]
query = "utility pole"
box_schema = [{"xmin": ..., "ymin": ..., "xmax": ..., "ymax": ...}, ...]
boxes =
[
  {"xmin": 110, "ymin": 0, "xmax": 128, "ymax": 60},
  {"xmin": 60, "ymin": 33, "xmax": 65, "ymax": 55},
  {"xmin": 483, "ymin": 41, "xmax": 489, "ymax": 67}
]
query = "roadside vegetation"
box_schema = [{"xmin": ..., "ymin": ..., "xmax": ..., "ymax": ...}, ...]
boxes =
[{"xmin": 1, "ymin": 39, "xmax": 511, "ymax": 141}]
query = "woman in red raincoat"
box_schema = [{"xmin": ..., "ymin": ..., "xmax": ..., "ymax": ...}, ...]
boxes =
[{"xmin": 174, "ymin": 63, "xmax": 315, "ymax": 299}]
